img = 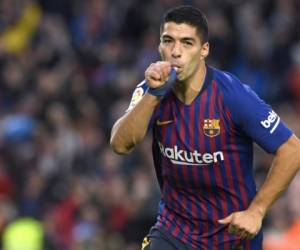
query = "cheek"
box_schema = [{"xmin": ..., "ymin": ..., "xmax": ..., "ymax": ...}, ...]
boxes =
[
  {"xmin": 184, "ymin": 54, "xmax": 199, "ymax": 71},
  {"xmin": 189, "ymin": 51, "xmax": 201, "ymax": 68},
  {"xmin": 159, "ymin": 46, "xmax": 170, "ymax": 60}
]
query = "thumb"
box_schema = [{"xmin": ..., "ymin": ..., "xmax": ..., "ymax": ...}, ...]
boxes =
[{"xmin": 218, "ymin": 214, "xmax": 233, "ymax": 225}]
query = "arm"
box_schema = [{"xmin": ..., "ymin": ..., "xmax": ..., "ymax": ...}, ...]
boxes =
[
  {"xmin": 110, "ymin": 61, "xmax": 173, "ymax": 154},
  {"xmin": 219, "ymin": 135, "xmax": 300, "ymax": 238},
  {"xmin": 110, "ymin": 93, "xmax": 160, "ymax": 154},
  {"xmin": 248, "ymin": 134, "xmax": 300, "ymax": 217}
]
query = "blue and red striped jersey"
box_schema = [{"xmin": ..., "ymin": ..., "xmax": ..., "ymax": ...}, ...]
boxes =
[{"xmin": 128, "ymin": 65, "xmax": 292, "ymax": 250}]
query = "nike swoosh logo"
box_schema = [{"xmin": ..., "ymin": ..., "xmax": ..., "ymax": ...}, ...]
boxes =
[{"xmin": 156, "ymin": 119, "xmax": 173, "ymax": 126}]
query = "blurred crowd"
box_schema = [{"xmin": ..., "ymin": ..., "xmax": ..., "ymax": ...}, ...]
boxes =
[{"xmin": 0, "ymin": 0, "xmax": 299, "ymax": 249}]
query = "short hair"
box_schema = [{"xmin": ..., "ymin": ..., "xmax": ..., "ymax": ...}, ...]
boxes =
[{"xmin": 161, "ymin": 5, "xmax": 209, "ymax": 43}]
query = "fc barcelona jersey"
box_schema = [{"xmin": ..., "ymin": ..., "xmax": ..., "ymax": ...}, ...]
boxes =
[{"xmin": 128, "ymin": 65, "xmax": 292, "ymax": 250}]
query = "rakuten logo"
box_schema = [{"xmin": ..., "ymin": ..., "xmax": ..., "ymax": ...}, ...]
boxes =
[
  {"xmin": 260, "ymin": 110, "xmax": 280, "ymax": 134},
  {"xmin": 158, "ymin": 142, "xmax": 224, "ymax": 166}
]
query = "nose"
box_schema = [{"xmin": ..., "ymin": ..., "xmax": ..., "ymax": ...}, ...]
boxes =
[{"xmin": 171, "ymin": 42, "xmax": 181, "ymax": 58}]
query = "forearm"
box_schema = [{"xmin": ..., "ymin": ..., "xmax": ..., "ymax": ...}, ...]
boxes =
[
  {"xmin": 249, "ymin": 135, "xmax": 300, "ymax": 217},
  {"xmin": 110, "ymin": 93, "xmax": 160, "ymax": 154}
]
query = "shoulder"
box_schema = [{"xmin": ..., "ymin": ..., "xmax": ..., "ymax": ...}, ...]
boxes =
[
  {"xmin": 211, "ymin": 67, "xmax": 266, "ymax": 124},
  {"xmin": 211, "ymin": 67, "xmax": 260, "ymax": 105},
  {"xmin": 212, "ymin": 67, "xmax": 249, "ymax": 94}
]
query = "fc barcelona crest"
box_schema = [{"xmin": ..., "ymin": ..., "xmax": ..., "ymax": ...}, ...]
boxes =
[{"xmin": 203, "ymin": 119, "xmax": 220, "ymax": 137}]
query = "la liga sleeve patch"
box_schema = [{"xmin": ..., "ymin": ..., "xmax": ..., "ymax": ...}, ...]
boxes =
[{"xmin": 126, "ymin": 87, "xmax": 145, "ymax": 112}]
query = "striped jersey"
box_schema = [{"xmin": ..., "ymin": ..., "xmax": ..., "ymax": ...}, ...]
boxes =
[{"xmin": 128, "ymin": 65, "xmax": 292, "ymax": 250}]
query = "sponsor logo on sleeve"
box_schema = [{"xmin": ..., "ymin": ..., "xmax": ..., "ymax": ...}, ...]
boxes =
[
  {"xmin": 127, "ymin": 87, "xmax": 144, "ymax": 111},
  {"xmin": 260, "ymin": 110, "xmax": 280, "ymax": 134}
]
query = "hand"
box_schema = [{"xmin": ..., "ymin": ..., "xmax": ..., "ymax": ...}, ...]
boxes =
[
  {"xmin": 145, "ymin": 61, "xmax": 172, "ymax": 89},
  {"xmin": 218, "ymin": 209, "xmax": 263, "ymax": 240}
]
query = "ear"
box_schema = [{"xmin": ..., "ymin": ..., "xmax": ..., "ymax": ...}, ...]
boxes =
[
  {"xmin": 158, "ymin": 44, "xmax": 162, "ymax": 54},
  {"xmin": 158, "ymin": 44, "xmax": 163, "ymax": 59},
  {"xmin": 200, "ymin": 42, "xmax": 209, "ymax": 59}
]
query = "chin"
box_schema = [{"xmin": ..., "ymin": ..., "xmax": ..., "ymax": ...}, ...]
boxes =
[{"xmin": 176, "ymin": 72, "xmax": 186, "ymax": 81}]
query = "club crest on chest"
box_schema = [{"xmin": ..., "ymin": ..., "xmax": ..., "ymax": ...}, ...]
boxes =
[{"xmin": 203, "ymin": 119, "xmax": 220, "ymax": 137}]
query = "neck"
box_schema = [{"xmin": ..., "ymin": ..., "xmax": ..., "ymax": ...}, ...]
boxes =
[{"xmin": 173, "ymin": 62, "xmax": 207, "ymax": 105}]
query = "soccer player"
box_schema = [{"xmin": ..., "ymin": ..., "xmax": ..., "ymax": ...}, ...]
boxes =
[{"xmin": 110, "ymin": 5, "xmax": 300, "ymax": 250}]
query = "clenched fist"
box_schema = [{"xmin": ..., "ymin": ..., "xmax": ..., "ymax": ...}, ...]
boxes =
[
  {"xmin": 145, "ymin": 61, "xmax": 173, "ymax": 89},
  {"xmin": 145, "ymin": 61, "xmax": 177, "ymax": 97}
]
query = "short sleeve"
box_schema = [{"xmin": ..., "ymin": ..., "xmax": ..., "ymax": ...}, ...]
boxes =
[
  {"xmin": 224, "ymin": 77, "xmax": 292, "ymax": 154},
  {"xmin": 126, "ymin": 80, "xmax": 148, "ymax": 112},
  {"xmin": 126, "ymin": 80, "xmax": 158, "ymax": 131}
]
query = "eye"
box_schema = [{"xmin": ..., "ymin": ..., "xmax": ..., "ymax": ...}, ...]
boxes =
[
  {"xmin": 162, "ymin": 38, "xmax": 172, "ymax": 44},
  {"xmin": 183, "ymin": 40, "xmax": 193, "ymax": 46}
]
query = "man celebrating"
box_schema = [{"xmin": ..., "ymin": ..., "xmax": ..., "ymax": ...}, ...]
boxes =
[{"xmin": 110, "ymin": 5, "xmax": 300, "ymax": 250}]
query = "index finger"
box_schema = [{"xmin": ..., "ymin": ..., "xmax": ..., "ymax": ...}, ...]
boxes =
[{"xmin": 157, "ymin": 61, "xmax": 171, "ymax": 79}]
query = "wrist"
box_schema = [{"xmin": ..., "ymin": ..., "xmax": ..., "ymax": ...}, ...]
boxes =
[
  {"xmin": 248, "ymin": 203, "xmax": 266, "ymax": 218},
  {"xmin": 147, "ymin": 68, "xmax": 177, "ymax": 97}
]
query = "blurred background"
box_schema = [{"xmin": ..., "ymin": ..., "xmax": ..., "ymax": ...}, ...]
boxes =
[{"xmin": 0, "ymin": 0, "xmax": 299, "ymax": 249}]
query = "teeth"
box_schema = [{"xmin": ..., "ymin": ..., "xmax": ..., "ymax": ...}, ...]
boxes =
[{"xmin": 173, "ymin": 66, "xmax": 179, "ymax": 71}]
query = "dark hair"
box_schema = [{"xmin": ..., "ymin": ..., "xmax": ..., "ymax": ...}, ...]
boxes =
[{"xmin": 161, "ymin": 5, "xmax": 209, "ymax": 43}]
